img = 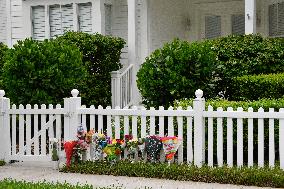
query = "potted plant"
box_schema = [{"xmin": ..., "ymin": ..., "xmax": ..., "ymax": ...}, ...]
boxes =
[{"xmin": 50, "ymin": 138, "xmax": 59, "ymax": 170}]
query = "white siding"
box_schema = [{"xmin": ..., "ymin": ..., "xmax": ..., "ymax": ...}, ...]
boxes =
[
  {"xmin": 149, "ymin": 0, "xmax": 188, "ymax": 51},
  {"xmin": 11, "ymin": 0, "xmax": 23, "ymax": 45},
  {"xmin": 0, "ymin": 0, "xmax": 6, "ymax": 43},
  {"xmin": 78, "ymin": 2, "xmax": 92, "ymax": 34}
]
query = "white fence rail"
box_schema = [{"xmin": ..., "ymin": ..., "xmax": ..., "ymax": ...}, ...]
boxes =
[
  {"xmin": 111, "ymin": 64, "xmax": 134, "ymax": 108},
  {"xmin": 1, "ymin": 89, "xmax": 284, "ymax": 169}
]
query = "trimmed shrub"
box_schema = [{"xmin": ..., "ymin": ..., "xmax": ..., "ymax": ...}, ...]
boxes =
[
  {"xmin": 62, "ymin": 161, "xmax": 284, "ymax": 188},
  {"xmin": 55, "ymin": 32, "xmax": 125, "ymax": 107},
  {"xmin": 2, "ymin": 38, "xmax": 87, "ymax": 105},
  {"xmin": 230, "ymin": 73, "xmax": 284, "ymax": 101},
  {"xmin": 137, "ymin": 39, "xmax": 217, "ymax": 108},
  {"xmin": 0, "ymin": 43, "xmax": 8, "ymax": 88},
  {"xmin": 211, "ymin": 34, "xmax": 284, "ymax": 99}
]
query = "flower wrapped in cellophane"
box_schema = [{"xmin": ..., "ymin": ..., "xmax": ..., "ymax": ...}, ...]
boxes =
[{"xmin": 160, "ymin": 136, "xmax": 181, "ymax": 164}]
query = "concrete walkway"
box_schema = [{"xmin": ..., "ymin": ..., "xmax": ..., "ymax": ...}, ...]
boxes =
[{"xmin": 0, "ymin": 162, "xmax": 275, "ymax": 189}]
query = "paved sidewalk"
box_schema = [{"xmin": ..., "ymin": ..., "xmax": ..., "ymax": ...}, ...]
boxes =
[{"xmin": 0, "ymin": 162, "xmax": 275, "ymax": 189}]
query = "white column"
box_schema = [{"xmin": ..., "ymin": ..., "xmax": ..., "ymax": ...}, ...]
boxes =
[
  {"xmin": 73, "ymin": 3, "xmax": 78, "ymax": 31},
  {"xmin": 93, "ymin": 0, "xmax": 105, "ymax": 34},
  {"xmin": 245, "ymin": 0, "xmax": 256, "ymax": 34},
  {"xmin": 140, "ymin": 0, "xmax": 149, "ymax": 63},
  {"xmin": 45, "ymin": 5, "xmax": 50, "ymax": 39},
  {"xmin": 128, "ymin": 0, "xmax": 140, "ymax": 105}
]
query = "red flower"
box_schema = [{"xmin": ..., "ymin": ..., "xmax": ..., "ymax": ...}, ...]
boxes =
[
  {"xmin": 166, "ymin": 153, "xmax": 175, "ymax": 161},
  {"xmin": 125, "ymin": 135, "xmax": 133, "ymax": 141},
  {"xmin": 64, "ymin": 141, "xmax": 77, "ymax": 167},
  {"xmin": 115, "ymin": 149, "xmax": 121, "ymax": 155}
]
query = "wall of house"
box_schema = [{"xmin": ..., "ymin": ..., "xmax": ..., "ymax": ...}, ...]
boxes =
[
  {"xmin": 148, "ymin": 0, "xmax": 189, "ymax": 52},
  {"xmin": 0, "ymin": 0, "xmax": 7, "ymax": 44},
  {"xmin": 147, "ymin": 0, "xmax": 278, "ymax": 53}
]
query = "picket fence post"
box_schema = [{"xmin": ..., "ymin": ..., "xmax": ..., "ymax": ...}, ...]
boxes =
[
  {"xmin": 193, "ymin": 89, "xmax": 205, "ymax": 167},
  {"xmin": 64, "ymin": 89, "xmax": 81, "ymax": 141},
  {"xmin": 0, "ymin": 90, "xmax": 10, "ymax": 161}
]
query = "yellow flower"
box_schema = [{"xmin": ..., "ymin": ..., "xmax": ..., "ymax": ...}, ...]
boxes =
[
  {"xmin": 112, "ymin": 139, "xmax": 117, "ymax": 144},
  {"xmin": 98, "ymin": 133, "xmax": 105, "ymax": 138}
]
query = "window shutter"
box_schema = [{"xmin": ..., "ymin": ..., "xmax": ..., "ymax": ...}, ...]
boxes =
[
  {"xmin": 49, "ymin": 5, "xmax": 62, "ymax": 38},
  {"xmin": 32, "ymin": 6, "xmax": 45, "ymax": 40},
  {"xmin": 105, "ymin": 4, "xmax": 112, "ymax": 36},
  {"xmin": 232, "ymin": 14, "xmax": 245, "ymax": 35},
  {"xmin": 278, "ymin": 2, "xmax": 284, "ymax": 35},
  {"xmin": 205, "ymin": 16, "xmax": 221, "ymax": 39},
  {"xmin": 78, "ymin": 3, "xmax": 92, "ymax": 33},
  {"xmin": 269, "ymin": 4, "xmax": 278, "ymax": 36},
  {"xmin": 61, "ymin": 4, "xmax": 73, "ymax": 32}
]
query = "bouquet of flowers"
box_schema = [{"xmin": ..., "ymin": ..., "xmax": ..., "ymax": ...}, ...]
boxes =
[
  {"xmin": 103, "ymin": 139, "xmax": 124, "ymax": 163},
  {"xmin": 91, "ymin": 133, "xmax": 109, "ymax": 160},
  {"xmin": 64, "ymin": 141, "xmax": 77, "ymax": 167},
  {"xmin": 160, "ymin": 136, "xmax": 181, "ymax": 164},
  {"xmin": 145, "ymin": 136, "xmax": 162, "ymax": 163}
]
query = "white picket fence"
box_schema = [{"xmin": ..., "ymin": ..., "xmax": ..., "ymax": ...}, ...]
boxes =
[{"xmin": 1, "ymin": 89, "xmax": 284, "ymax": 169}]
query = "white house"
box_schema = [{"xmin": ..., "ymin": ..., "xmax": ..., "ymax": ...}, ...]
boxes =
[{"xmin": 0, "ymin": 0, "xmax": 283, "ymax": 107}]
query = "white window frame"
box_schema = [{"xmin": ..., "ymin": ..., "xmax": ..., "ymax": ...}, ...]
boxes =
[{"xmin": 22, "ymin": 0, "xmax": 105, "ymax": 39}]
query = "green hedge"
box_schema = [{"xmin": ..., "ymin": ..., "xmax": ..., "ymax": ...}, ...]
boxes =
[
  {"xmin": 55, "ymin": 32, "xmax": 125, "ymax": 107},
  {"xmin": 137, "ymin": 39, "xmax": 216, "ymax": 108},
  {"xmin": 211, "ymin": 34, "xmax": 284, "ymax": 100},
  {"xmin": 137, "ymin": 35, "xmax": 284, "ymax": 107},
  {"xmin": 62, "ymin": 161, "xmax": 284, "ymax": 188},
  {"xmin": 230, "ymin": 73, "xmax": 284, "ymax": 101},
  {"xmin": 0, "ymin": 179, "xmax": 94, "ymax": 189},
  {"xmin": 2, "ymin": 38, "xmax": 87, "ymax": 105}
]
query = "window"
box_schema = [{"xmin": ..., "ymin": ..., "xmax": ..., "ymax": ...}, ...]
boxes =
[
  {"xmin": 32, "ymin": 6, "xmax": 45, "ymax": 40},
  {"xmin": 49, "ymin": 4, "xmax": 73, "ymax": 38},
  {"xmin": 78, "ymin": 3, "xmax": 92, "ymax": 33},
  {"xmin": 31, "ymin": 2, "xmax": 93, "ymax": 40},
  {"xmin": 232, "ymin": 14, "xmax": 245, "ymax": 35},
  {"xmin": 205, "ymin": 16, "xmax": 221, "ymax": 39},
  {"xmin": 269, "ymin": 2, "xmax": 284, "ymax": 37}
]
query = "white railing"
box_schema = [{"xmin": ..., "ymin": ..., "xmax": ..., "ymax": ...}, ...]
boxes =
[
  {"xmin": 1, "ymin": 89, "xmax": 284, "ymax": 169},
  {"xmin": 111, "ymin": 64, "xmax": 134, "ymax": 108}
]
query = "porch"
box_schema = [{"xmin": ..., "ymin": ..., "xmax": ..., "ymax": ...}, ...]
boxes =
[{"xmin": 113, "ymin": 0, "xmax": 281, "ymax": 107}]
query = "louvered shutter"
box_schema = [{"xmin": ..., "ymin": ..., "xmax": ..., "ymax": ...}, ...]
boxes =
[
  {"xmin": 278, "ymin": 2, "xmax": 284, "ymax": 36},
  {"xmin": 50, "ymin": 5, "xmax": 62, "ymax": 38},
  {"xmin": 78, "ymin": 3, "xmax": 92, "ymax": 33},
  {"xmin": 232, "ymin": 14, "xmax": 245, "ymax": 35},
  {"xmin": 32, "ymin": 6, "xmax": 45, "ymax": 40},
  {"xmin": 269, "ymin": 4, "xmax": 278, "ymax": 36},
  {"xmin": 205, "ymin": 16, "xmax": 221, "ymax": 39},
  {"xmin": 105, "ymin": 4, "xmax": 112, "ymax": 36},
  {"xmin": 61, "ymin": 4, "xmax": 73, "ymax": 32}
]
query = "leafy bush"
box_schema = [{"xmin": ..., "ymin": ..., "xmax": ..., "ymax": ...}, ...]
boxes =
[
  {"xmin": 137, "ymin": 39, "xmax": 217, "ymax": 108},
  {"xmin": 0, "ymin": 160, "xmax": 5, "ymax": 166},
  {"xmin": 230, "ymin": 73, "xmax": 284, "ymax": 101},
  {"xmin": 55, "ymin": 32, "xmax": 125, "ymax": 107},
  {"xmin": 0, "ymin": 42, "xmax": 7, "ymax": 71},
  {"xmin": 62, "ymin": 161, "xmax": 284, "ymax": 188},
  {"xmin": 2, "ymin": 38, "xmax": 87, "ymax": 105},
  {"xmin": 211, "ymin": 34, "xmax": 284, "ymax": 99}
]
